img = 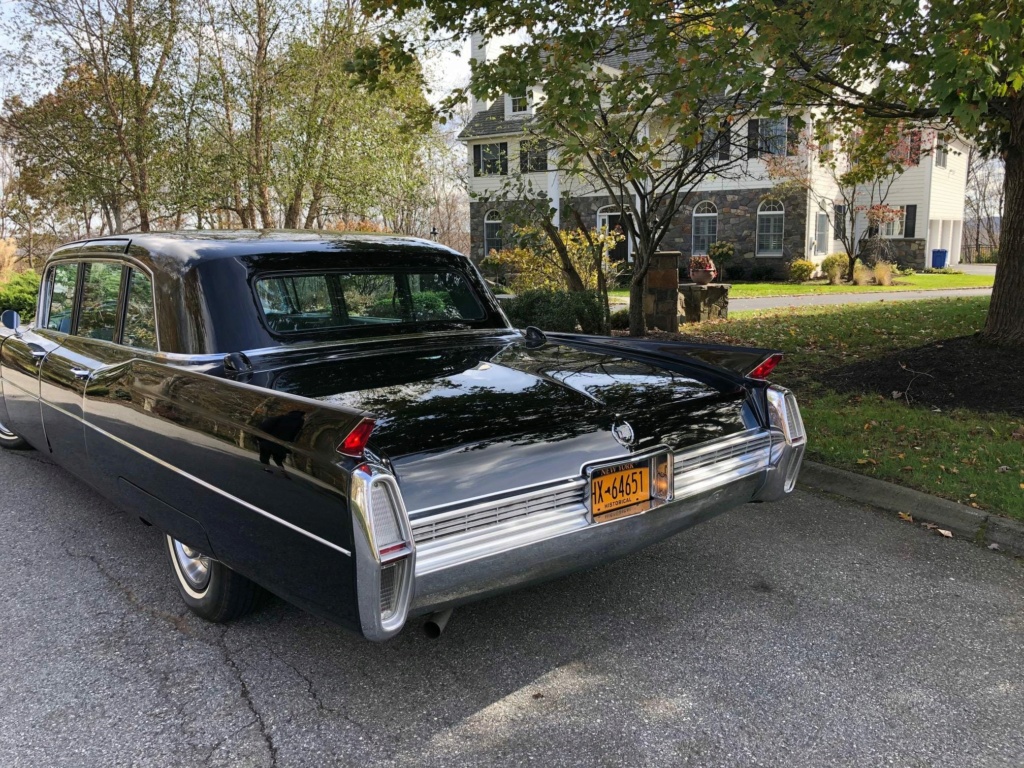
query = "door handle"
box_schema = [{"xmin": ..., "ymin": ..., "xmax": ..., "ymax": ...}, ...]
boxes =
[{"xmin": 70, "ymin": 368, "xmax": 91, "ymax": 380}]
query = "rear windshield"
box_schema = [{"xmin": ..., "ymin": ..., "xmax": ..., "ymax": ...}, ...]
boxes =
[{"xmin": 255, "ymin": 270, "xmax": 487, "ymax": 335}]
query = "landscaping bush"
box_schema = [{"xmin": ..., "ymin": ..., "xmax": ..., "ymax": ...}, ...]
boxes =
[
  {"xmin": 821, "ymin": 254, "xmax": 847, "ymax": 285},
  {"xmin": 852, "ymin": 263, "xmax": 872, "ymax": 286},
  {"xmin": 750, "ymin": 263, "xmax": 781, "ymax": 281},
  {"xmin": 707, "ymin": 241, "xmax": 736, "ymax": 278},
  {"xmin": 873, "ymin": 261, "xmax": 894, "ymax": 286},
  {"xmin": 921, "ymin": 266, "xmax": 963, "ymax": 275},
  {"xmin": 788, "ymin": 259, "xmax": 815, "ymax": 283},
  {"xmin": 0, "ymin": 271, "xmax": 41, "ymax": 317},
  {"xmin": 609, "ymin": 307, "xmax": 630, "ymax": 330},
  {"xmin": 502, "ymin": 289, "xmax": 604, "ymax": 334}
]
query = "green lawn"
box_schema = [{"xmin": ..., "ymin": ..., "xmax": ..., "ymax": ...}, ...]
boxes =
[
  {"xmin": 608, "ymin": 272, "xmax": 994, "ymax": 299},
  {"xmin": 683, "ymin": 297, "xmax": 1024, "ymax": 521}
]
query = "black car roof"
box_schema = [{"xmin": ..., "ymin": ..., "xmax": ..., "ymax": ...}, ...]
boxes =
[{"xmin": 47, "ymin": 230, "xmax": 465, "ymax": 268}]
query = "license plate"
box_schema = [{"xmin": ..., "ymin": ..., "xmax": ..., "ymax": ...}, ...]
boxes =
[{"xmin": 590, "ymin": 462, "xmax": 651, "ymax": 518}]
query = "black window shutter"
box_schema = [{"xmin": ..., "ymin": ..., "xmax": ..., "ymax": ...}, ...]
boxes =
[
  {"xmin": 834, "ymin": 205, "xmax": 846, "ymax": 239},
  {"xmin": 473, "ymin": 145, "xmax": 481, "ymax": 177},
  {"xmin": 500, "ymin": 142, "xmax": 508, "ymax": 175},
  {"xmin": 747, "ymin": 119, "xmax": 759, "ymax": 158},
  {"xmin": 786, "ymin": 117, "xmax": 799, "ymax": 156},
  {"xmin": 903, "ymin": 204, "xmax": 917, "ymax": 238},
  {"xmin": 719, "ymin": 126, "xmax": 731, "ymax": 161}
]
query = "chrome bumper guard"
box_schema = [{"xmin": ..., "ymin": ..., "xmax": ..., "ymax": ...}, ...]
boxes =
[{"xmin": 354, "ymin": 388, "xmax": 806, "ymax": 636}]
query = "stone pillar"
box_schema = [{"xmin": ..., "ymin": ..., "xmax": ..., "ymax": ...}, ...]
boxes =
[
  {"xmin": 679, "ymin": 284, "xmax": 731, "ymax": 323},
  {"xmin": 643, "ymin": 251, "xmax": 681, "ymax": 332}
]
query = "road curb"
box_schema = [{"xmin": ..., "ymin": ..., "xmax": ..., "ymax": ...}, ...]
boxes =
[{"xmin": 797, "ymin": 461, "xmax": 1024, "ymax": 556}]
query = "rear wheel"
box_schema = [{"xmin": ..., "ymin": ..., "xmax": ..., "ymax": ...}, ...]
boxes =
[
  {"xmin": 0, "ymin": 419, "xmax": 30, "ymax": 450},
  {"xmin": 165, "ymin": 535, "xmax": 261, "ymax": 622}
]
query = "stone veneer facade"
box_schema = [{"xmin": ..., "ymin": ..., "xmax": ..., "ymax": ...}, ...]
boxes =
[{"xmin": 470, "ymin": 188, "xmax": 808, "ymax": 279}]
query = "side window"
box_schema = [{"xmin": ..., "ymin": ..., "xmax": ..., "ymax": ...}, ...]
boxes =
[
  {"xmin": 46, "ymin": 263, "xmax": 80, "ymax": 333},
  {"xmin": 77, "ymin": 262, "xmax": 124, "ymax": 341},
  {"xmin": 122, "ymin": 270, "xmax": 157, "ymax": 350}
]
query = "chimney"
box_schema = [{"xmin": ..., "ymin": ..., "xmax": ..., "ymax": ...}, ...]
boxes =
[{"xmin": 469, "ymin": 33, "xmax": 487, "ymax": 115}]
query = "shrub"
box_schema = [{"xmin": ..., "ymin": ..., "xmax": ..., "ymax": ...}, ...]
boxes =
[
  {"xmin": 921, "ymin": 266, "xmax": 963, "ymax": 275},
  {"xmin": 852, "ymin": 263, "xmax": 872, "ymax": 286},
  {"xmin": 0, "ymin": 271, "xmax": 41, "ymax": 317},
  {"xmin": 821, "ymin": 254, "xmax": 847, "ymax": 285},
  {"xmin": 707, "ymin": 241, "xmax": 735, "ymax": 279},
  {"xmin": 750, "ymin": 263, "xmax": 781, "ymax": 282},
  {"xmin": 502, "ymin": 289, "xmax": 604, "ymax": 334},
  {"xmin": 609, "ymin": 307, "xmax": 630, "ymax": 330},
  {"xmin": 873, "ymin": 261, "xmax": 894, "ymax": 286},
  {"xmin": 788, "ymin": 259, "xmax": 815, "ymax": 282}
]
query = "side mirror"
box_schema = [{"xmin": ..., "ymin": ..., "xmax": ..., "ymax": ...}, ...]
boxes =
[{"xmin": 1, "ymin": 309, "xmax": 22, "ymax": 334}]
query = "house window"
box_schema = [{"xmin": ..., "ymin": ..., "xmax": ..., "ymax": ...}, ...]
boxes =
[
  {"xmin": 760, "ymin": 118, "xmax": 788, "ymax": 156},
  {"xmin": 756, "ymin": 199, "xmax": 785, "ymax": 256},
  {"xmin": 519, "ymin": 140, "xmax": 548, "ymax": 173},
  {"xmin": 510, "ymin": 94, "xmax": 529, "ymax": 113},
  {"xmin": 883, "ymin": 206, "xmax": 906, "ymax": 238},
  {"xmin": 935, "ymin": 140, "xmax": 948, "ymax": 168},
  {"xmin": 473, "ymin": 143, "xmax": 508, "ymax": 176},
  {"xmin": 597, "ymin": 205, "xmax": 630, "ymax": 262},
  {"xmin": 691, "ymin": 201, "xmax": 718, "ymax": 255},
  {"xmin": 815, "ymin": 211, "xmax": 830, "ymax": 255},
  {"xmin": 484, "ymin": 210, "xmax": 503, "ymax": 254}
]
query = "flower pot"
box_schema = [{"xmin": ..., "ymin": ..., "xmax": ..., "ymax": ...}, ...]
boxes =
[{"xmin": 690, "ymin": 268, "xmax": 717, "ymax": 285}]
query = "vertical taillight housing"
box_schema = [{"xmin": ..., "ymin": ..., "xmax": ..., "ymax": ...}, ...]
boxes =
[
  {"xmin": 367, "ymin": 479, "xmax": 413, "ymax": 622},
  {"xmin": 350, "ymin": 462, "xmax": 415, "ymax": 640}
]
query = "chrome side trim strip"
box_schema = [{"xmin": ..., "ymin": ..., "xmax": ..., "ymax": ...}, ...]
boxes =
[{"xmin": 71, "ymin": 411, "xmax": 353, "ymax": 557}]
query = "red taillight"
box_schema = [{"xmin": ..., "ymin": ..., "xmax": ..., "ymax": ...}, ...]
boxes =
[
  {"xmin": 378, "ymin": 542, "xmax": 409, "ymax": 558},
  {"xmin": 338, "ymin": 418, "xmax": 376, "ymax": 458},
  {"xmin": 748, "ymin": 353, "xmax": 783, "ymax": 380}
]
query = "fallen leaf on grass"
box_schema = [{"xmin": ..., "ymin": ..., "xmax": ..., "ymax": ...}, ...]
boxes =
[
  {"xmin": 856, "ymin": 458, "xmax": 878, "ymax": 465},
  {"xmin": 901, "ymin": 466, "xmax": 914, "ymax": 472},
  {"xmin": 938, "ymin": 529, "xmax": 953, "ymax": 538},
  {"xmin": 1012, "ymin": 427, "xmax": 1024, "ymax": 441},
  {"xmin": 898, "ymin": 512, "xmax": 913, "ymax": 522}
]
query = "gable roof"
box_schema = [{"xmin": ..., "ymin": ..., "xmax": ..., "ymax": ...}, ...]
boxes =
[{"xmin": 458, "ymin": 99, "xmax": 530, "ymax": 140}]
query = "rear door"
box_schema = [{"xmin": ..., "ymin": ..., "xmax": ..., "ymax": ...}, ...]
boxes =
[
  {"xmin": 0, "ymin": 262, "xmax": 78, "ymax": 449},
  {"xmin": 40, "ymin": 260, "xmax": 128, "ymax": 475}
]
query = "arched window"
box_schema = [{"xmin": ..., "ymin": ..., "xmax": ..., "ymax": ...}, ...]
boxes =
[
  {"xmin": 484, "ymin": 210, "xmax": 503, "ymax": 254},
  {"xmin": 756, "ymin": 199, "xmax": 785, "ymax": 256},
  {"xmin": 691, "ymin": 201, "xmax": 718, "ymax": 255},
  {"xmin": 596, "ymin": 205, "xmax": 630, "ymax": 262}
]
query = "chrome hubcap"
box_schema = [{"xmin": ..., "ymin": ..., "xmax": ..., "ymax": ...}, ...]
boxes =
[
  {"xmin": 172, "ymin": 539, "xmax": 212, "ymax": 591},
  {"xmin": 0, "ymin": 420, "xmax": 17, "ymax": 439}
]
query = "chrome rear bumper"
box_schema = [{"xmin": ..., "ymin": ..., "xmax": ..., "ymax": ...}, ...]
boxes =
[
  {"xmin": 354, "ymin": 389, "xmax": 806, "ymax": 637},
  {"xmin": 408, "ymin": 471, "xmax": 765, "ymax": 616}
]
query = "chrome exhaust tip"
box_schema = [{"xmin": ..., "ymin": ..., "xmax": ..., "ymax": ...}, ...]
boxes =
[{"xmin": 423, "ymin": 608, "xmax": 453, "ymax": 639}]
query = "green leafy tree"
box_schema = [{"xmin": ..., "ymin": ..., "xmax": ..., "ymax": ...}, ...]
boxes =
[
  {"xmin": 363, "ymin": 1, "xmax": 763, "ymax": 335},
  {"xmin": 728, "ymin": 0, "xmax": 1024, "ymax": 343}
]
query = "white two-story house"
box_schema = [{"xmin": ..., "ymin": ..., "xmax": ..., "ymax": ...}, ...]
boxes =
[{"xmin": 460, "ymin": 38, "xmax": 969, "ymax": 275}]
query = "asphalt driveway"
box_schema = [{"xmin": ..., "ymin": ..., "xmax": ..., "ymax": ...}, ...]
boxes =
[{"xmin": 1, "ymin": 448, "xmax": 1022, "ymax": 767}]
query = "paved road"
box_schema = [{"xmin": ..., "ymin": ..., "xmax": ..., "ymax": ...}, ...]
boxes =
[
  {"xmin": 2, "ymin": 448, "xmax": 1022, "ymax": 767},
  {"xmin": 957, "ymin": 263, "xmax": 997, "ymax": 276},
  {"xmin": 731, "ymin": 287, "xmax": 992, "ymax": 312}
]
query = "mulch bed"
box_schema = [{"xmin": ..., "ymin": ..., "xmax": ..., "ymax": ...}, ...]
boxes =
[{"xmin": 821, "ymin": 335, "xmax": 1024, "ymax": 416}]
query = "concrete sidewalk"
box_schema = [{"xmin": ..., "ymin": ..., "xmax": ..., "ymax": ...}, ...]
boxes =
[{"xmin": 731, "ymin": 286, "xmax": 992, "ymax": 312}]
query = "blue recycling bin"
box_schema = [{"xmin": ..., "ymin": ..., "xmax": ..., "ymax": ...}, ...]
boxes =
[{"xmin": 931, "ymin": 249, "xmax": 949, "ymax": 269}]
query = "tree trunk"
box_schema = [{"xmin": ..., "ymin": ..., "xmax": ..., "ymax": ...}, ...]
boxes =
[
  {"xmin": 983, "ymin": 97, "xmax": 1024, "ymax": 346},
  {"xmin": 627, "ymin": 268, "xmax": 647, "ymax": 337}
]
